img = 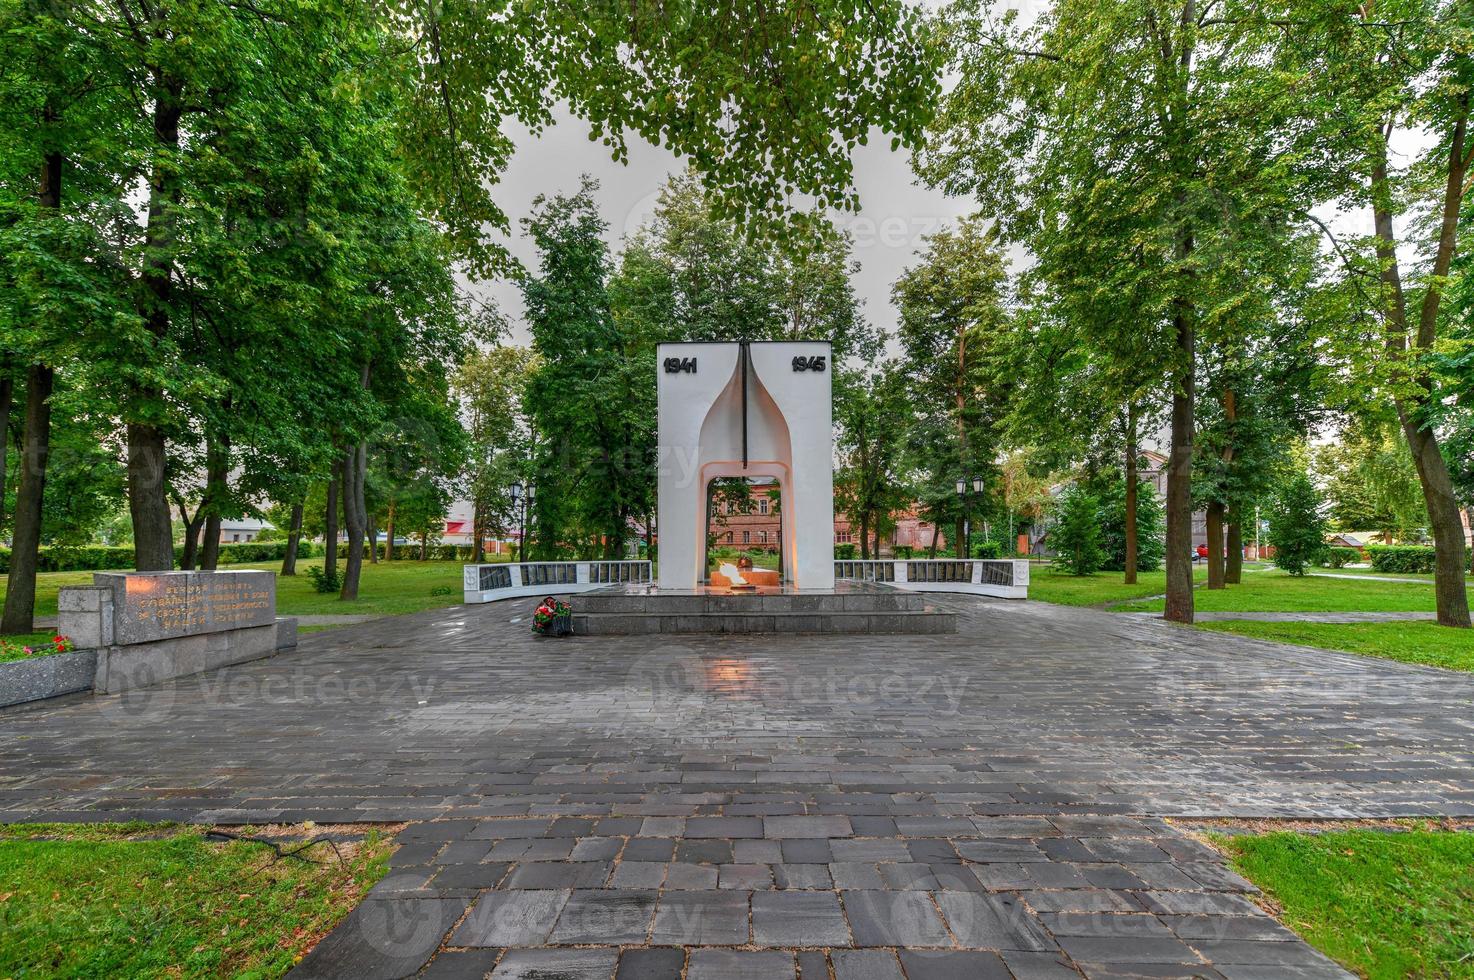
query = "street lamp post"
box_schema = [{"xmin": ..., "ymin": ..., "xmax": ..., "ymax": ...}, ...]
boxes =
[
  {"xmin": 955, "ymin": 475, "xmax": 985, "ymax": 558},
  {"xmin": 510, "ymin": 482, "xmax": 536, "ymax": 562}
]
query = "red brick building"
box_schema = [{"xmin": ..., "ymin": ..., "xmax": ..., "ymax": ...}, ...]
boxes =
[{"xmin": 708, "ymin": 483, "xmax": 944, "ymax": 556}]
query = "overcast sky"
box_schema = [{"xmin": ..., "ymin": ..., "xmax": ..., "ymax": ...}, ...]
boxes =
[{"xmin": 469, "ymin": 109, "xmax": 983, "ymax": 348}]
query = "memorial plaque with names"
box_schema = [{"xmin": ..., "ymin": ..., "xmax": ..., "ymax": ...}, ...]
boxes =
[{"xmin": 95, "ymin": 571, "xmax": 277, "ymax": 646}]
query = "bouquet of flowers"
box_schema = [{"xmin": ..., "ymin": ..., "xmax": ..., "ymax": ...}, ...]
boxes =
[{"xmin": 531, "ymin": 597, "xmax": 573, "ymax": 637}]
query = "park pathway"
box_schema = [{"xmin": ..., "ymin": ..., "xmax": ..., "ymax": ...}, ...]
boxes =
[{"xmin": 7, "ymin": 597, "xmax": 1473, "ymax": 977}]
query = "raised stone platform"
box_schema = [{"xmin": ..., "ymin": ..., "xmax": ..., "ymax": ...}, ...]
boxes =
[{"xmin": 571, "ymin": 582, "xmax": 956, "ymax": 635}]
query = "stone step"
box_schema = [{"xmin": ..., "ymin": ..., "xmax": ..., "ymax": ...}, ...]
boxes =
[
  {"xmin": 571, "ymin": 609, "xmax": 956, "ymax": 635},
  {"xmin": 574, "ymin": 591, "xmax": 929, "ymax": 615}
]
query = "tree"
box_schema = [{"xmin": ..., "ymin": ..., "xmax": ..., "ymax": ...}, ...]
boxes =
[
  {"xmin": 892, "ymin": 217, "xmax": 1012, "ymax": 556},
  {"xmin": 1286, "ymin": 1, "xmax": 1470, "ymax": 624},
  {"xmin": 1050, "ymin": 487, "xmax": 1105, "ymax": 576},
  {"xmin": 920, "ymin": 0, "xmax": 1321, "ymax": 621},
  {"xmin": 1268, "ymin": 471, "xmax": 1329, "ymax": 576},
  {"xmin": 1315, "ymin": 425, "xmax": 1428, "ymax": 543},
  {"xmin": 835, "ymin": 366, "xmax": 913, "ymax": 559},
  {"xmin": 455, "ymin": 345, "xmax": 536, "ymax": 562},
  {"xmin": 1098, "ymin": 476, "xmax": 1166, "ymax": 574}
]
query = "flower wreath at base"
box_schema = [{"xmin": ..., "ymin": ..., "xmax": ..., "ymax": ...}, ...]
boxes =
[{"xmin": 531, "ymin": 596, "xmax": 573, "ymax": 637}]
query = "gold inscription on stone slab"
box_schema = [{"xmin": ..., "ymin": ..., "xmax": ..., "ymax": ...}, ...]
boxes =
[{"xmin": 98, "ymin": 572, "xmax": 276, "ymax": 644}]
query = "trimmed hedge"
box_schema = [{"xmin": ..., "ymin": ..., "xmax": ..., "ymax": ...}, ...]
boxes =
[
  {"xmin": 1366, "ymin": 545, "xmax": 1436, "ymax": 574},
  {"xmin": 0, "ymin": 540, "xmax": 318, "ymax": 573}
]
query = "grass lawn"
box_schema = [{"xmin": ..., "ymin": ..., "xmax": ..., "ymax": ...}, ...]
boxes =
[
  {"xmin": 1216, "ymin": 828, "xmax": 1474, "ymax": 979},
  {"xmin": 1116, "ymin": 568, "xmax": 1437, "ymax": 613},
  {"xmin": 0, "ymin": 558, "xmax": 465, "ymax": 637},
  {"xmin": 1199, "ymin": 620, "xmax": 1473, "ymax": 672},
  {"xmin": 1028, "ymin": 567, "xmax": 1207, "ymax": 606},
  {"xmin": 0, "ymin": 823, "xmax": 391, "ymax": 978}
]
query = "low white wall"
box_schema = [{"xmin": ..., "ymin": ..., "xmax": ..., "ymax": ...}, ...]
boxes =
[
  {"xmin": 833, "ymin": 559, "xmax": 1030, "ymax": 599},
  {"xmin": 463, "ymin": 561, "xmax": 653, "ymax": 604}
]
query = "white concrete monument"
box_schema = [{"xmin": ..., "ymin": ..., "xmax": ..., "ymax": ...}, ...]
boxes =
[{"xmin": 657, "ymin": 341, "xmax": 835, "ymax": 591}]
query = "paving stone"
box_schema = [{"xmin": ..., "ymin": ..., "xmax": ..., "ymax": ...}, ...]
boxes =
[
  {"xmin": 780, "ymin": 839, "xmax": 833, "ymax": 863},
  {"xmin": 830, "ymin": 949, "xmax": 905, "ymax": 980},
  {"xmin": 622, "ymin": 838, "xmax": 676, "ymax": 862},
  {"xmin": 677, "ymin": 840, "xmax": 734, "ymax": 864},
  {"xmin": 505, "ymin": 861, "xmax": 609, "ymax": 889},
  {"xmin": 610, "ymin": 861, "xmax": 668, "ymax": 889},
  {"xmin": 733, "ymin": 839, "xmax": 783, "ymax": 863},
  {"xmin": 686, "ymin": 950, "xmax": 796, "ymax": 980},
  {"xmin": 1056, "ymin": 936, "xmax": 1205, "ymax": 964},
  {"xmin": 616, "ymin": 946, "xmax": 686, "ymax": 980},
  {"xmin": 955, "ymin": 839, "xmax": 1049, "ymax": 863},
  {"xmin": 877, "ymin": 862, "xmax": 940, "ymax": 890},
  {"xmin": 571, "ymin": 837, "xmax": 623, "ymax": 861},
  {"xmin": 685, "ymin": 817, "xmax": 763, "ymax": 838},
  {"xmin": 664, "ymin": 862, "xmax": 720, "ymax": 890},
  {"xmin": 765, "ymin": 815, "xmax": 853, "ymax": 838},
  {"xmin": 292, "ymin": 896, "xmax": 468, "ymax": 979},
  {"xmin": 897, "ymin": 950, "xmax": 1012, "ymax": 980},
  {"xmin": 419, "ymin": 949, "xmax": 502, "ymax": 979},
  {"xmin": 1138, "ymin": 891, "xmax": 1264, "ymax": 917},
  {"xmin": 829, "ymin": 862, "xmax": 885, "ymax": 889},
  {"xmin": 831, "ymin": 839, "xmax": 910, "ymax": 862},
  {"xmin": 436, "ymin": 841, "xmax": 494, "ymax": 865},
  {"xmin": 937, "ymin": 891, "xmax": 1054, "ymax": 951},
  {"xmin": 842, "ymin": 890, "xmax": 950, "ymax": 947},
  {"xmin": 1162, "ymin": 915, "xmax": 1299, "ymax": 942},
  {"xmin": 773, "ymin": 863, "xmax": 832, "ymax": 890},
  {"xmin": 907, "ymin": 839, "xmax": 960, "ymax": 864},
  {"xmin": 1188, "ymin": 940, "xmax": 1347, "ymax": 967},
  {"xmin": 651, "ymin": 891, "xmax": 749, "ymax": 945},
  {"xmin": 429, "ymin": 861, "xmax": 511, "ymax": 890},
  {"xmin": 490, "ymin": 948, "xmax": 619, "ymax": 979},
  {"xmin": 718, "ymin": 864, "xmax": 772, "ymax": 890},
  {"xmin": 1039, "ymin": 911, "xmax": 1174, "ymax": 937},
  {"xmin": 751, "ymin": 891, "xmax": 851, "ymax": 946},
  {"xmin": 1020, "ymin": 889, "xmax": 1142, "ymax": 913},
  {"xmin": 1001, "ymin": 950, "xmax": 1087, "ymax": 979},
  {"xmin": 452, "ymin": 890, "xmax": 570, "ymax": 946},
  {"xmin": 548, "ymin": 889, "xmax": 657, "ymax": 944},
  {"xmin": 470, "ymin": 820, "xmax": 550, "ymax": 840},
  {"xmin": 795, "ymin": 950, "xmax": 828, "ymax": 979}
]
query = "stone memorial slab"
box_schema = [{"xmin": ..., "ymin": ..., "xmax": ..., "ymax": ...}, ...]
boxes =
[{"xmin": 95, "ymin": 570, "xmax": 275, "ymax": 644}]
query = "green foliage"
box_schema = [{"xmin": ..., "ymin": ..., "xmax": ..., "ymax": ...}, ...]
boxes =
[
  {"xmin": 305, "ymin": 566, "xmax": 340, "ymax": 594},
  {"xmin": 1366, "ymin": 545, "xmax": 1439, "ymax": 575},
  {"xmin": 1050, "ymin": 487, "xmax": 1105, "ymax": 576},
  {"xmin": 1314, "ymin": 425, "xmax": 1428, "ymax": 539},
  {"xmin": 973, "ymin": 541, "xmax": 1001, "ymax": 559},
  {"xmin": 1325, "ymin": 547, "xmax": 1361, "ymax": 569},
  {"xmin": 1097, "ymin": 476, "xmax": 1166, "ymax": 573},
  {"xmin": 834, "ymin": 544, "xmax": 857, "ymax": 560},
  {"xmin": 1268, "ymin": 473, "xmax": 1330, "ymax": 576}
]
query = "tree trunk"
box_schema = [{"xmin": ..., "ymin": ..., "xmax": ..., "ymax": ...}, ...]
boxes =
[
  {"xmin": 1124, "ymin": 403, "xmax": 1138, "ymax": 584},
  {"xmin": 199, "ymin": 433, "xmax": 228, "ymax": 570},
  {"xmin": 0, "ymin": 374, "xmax": 11, "ymax": 537},
  {"xmin": 1163, "ymin": 238, "xmax": 1196, "ymax": 623},
  {"xmin": 419, "ymin": 533, "xmax": 428, "ymax": 561},
  {"xmin": 128, "ymin": 81, "xmax": 183, "ymax": 572},
  {"xmin": 176, "ymin": 497, "xmax": 204, "ymax": 571},
  {"xmin": 324, "ymin": 457, "xmax": 340, "ymax": 584},
  {"xmin": 282, "ymin": 502, "xmax": 303, "ymax": 575},
  {"xmin": 928, "ymin": 518, "xmax": 940, "ymax": 558},
  {"xmin": 340, "ymin": 444, "xmax": 365, "ymax": 600},
  {"xmin": 368, "ymin": 521, "xmax": 379, "ymax": 563},
  {"xmin": 859, "ymin": 512, "xmax": 870, "ymax": 560},
  {"xmin": 1369, "ymin": 114, "xmax": 1471, "ymax": 627},
  {"xmin": 1, "ymin": 365, "xmax": 54, "ymax": 634},
  {"xmin": 384, "ymin": 498, "xmax": 395, "ymax": 562},
  {"xmin": 472, "ymin": 497, "xmax": 484, "ymax": 563},
  {"xmin": 1225, "ymin": 510, "xmax": 1243, "ymax": 584},
  {"xmin": 1205, "ymin": 500, "xmax": 1225, "ymax": 589}
]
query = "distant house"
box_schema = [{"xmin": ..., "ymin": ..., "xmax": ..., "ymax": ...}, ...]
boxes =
[{"xmin": 218, "ymin": 517, "xmax": 268, "ymax": 544}]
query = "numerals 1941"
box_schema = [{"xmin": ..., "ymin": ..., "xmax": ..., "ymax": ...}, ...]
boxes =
[{"xmin": 663, "ymin": 356, "xmax": 697, "ymax": 374}]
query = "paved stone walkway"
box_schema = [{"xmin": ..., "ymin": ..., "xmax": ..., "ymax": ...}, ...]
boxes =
[
  {"xmin": 6, "ymin": 596, "xmax": 1474, "ymax": 978},
  {"xmin": 1125, "ymin": 610, "xmax": 1434, "ymax": 623}
]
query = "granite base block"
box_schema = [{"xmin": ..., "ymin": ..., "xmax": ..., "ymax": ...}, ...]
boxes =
[{"xmin": 0, "ymin": 650, "xmax": 99, "ymax": 708}]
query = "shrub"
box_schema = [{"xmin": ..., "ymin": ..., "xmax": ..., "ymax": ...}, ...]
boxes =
[
  {"xmin": 1324, "ymin": 546, "xmax": 1361, "ymax": 569},
  {"xmin": 305, "ymin": 566, "xmax": 339, "ymax": 593},
  {"xmin": 894, "ymin": 545, "xmax": 914, "ymax": 559},
  {"xmin": 973, "ymin": 540, "xmax": 1002, "ymax": 559},
  {"xmin": 834, "ymin": 543, "xmax": 857, "ymax": 560},
  {"xmin": 1366, "ymin": 545, "xmax": 1437, "ymax": 574},
  {"xmin": 216, "ymin": 541, "xmax": 314, "ymax": 564},
  {"xmin": 1268, "ymin": 473, "xmax": 1329, "ymax": 575},
  {"xmin": 1050, "ymin": 487, "xmax": 1105, "ymax": 576}
]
